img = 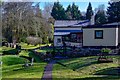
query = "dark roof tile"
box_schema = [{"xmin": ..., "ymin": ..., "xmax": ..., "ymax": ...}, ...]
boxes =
[{"xmin": 54, "ymin": 20, "xmax": 90, "ymax": 27}]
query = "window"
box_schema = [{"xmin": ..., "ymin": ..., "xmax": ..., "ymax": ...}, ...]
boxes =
[
  {"xmin": 62, "ymin": 36, "xmax": 69, "ymax": 41},
  {"xmin": 64, "ymin": 36, "xmax": 69, "ymax": 41},
  {"xmin": 57, "ymin": 38, "xmax": 61, "ymax": 43},
  {"xmin": 95, "ymin": 30, "xmax": 103, "ymax": 39},
  {"xmin": 77, "ymin": 34, "xmax": 82, "ymax": 43},
  {"xmin": 70, "ymin": 33, "xmax": 82, "ymax": 42},
  {"xmin": 71, "ymin": 34, "xmax": 77, "ymax": 42}
]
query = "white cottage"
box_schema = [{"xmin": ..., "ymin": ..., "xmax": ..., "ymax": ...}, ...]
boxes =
[
  {"xmin": 83, "ymin": 22, "xmax": 120, "ymax": 48},
  {"xmin": 54, "ymin": 20, "xmax": 90, "ymax": 47}
]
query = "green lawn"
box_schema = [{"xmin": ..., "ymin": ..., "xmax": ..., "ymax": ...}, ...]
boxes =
[
  {"xmin": 1, "ymin": 45, "xmax": 120, "ymax": 79},
  {"xmin": 2, "ymin": 63, "xmax": 47, "ymax": 79},
  {"xmin": 2, "ymin": 46, "xmax": 14, "ymax": 51},
  {"xmin": 19, "ymin": 42, "xmax": 51, "ymax": 49},
  {"xmin": 0, "ymin": 46, "xmax": 14, "ymax": 54},
  {"xmin": 1, "ymin": 45, "xmax": 47, "ymax": 79},
  {"xmin": 53, "ymin": 56, "xmax": 120, "ymax": 80},
  {"xmin": 36, "ymin": 47, "xmax": 71, "ymax": 53},
  {"xmin": 2, "ymin": 55, "xmax": 28, "ymax": 66},
  {"xmin": 28, "ymin": 51, "xmax": 43, "ymax": 62},
  {"xmin": 36, "ymin": 49, "xmax": 53, "ymax": 53},
  {"xmin": 19, "ymin": 50, "xmax": 30, "ymax": 57},
  {"xmin": 19, "ymin": 50, "xmax": 43, "ymax": 62},
  {"xmin": 0, "ymin": 47, "xmax": 2, "ymax": 54},
  {"xmin": 2, "ymin": 55, "xmax": 47, "ymax": 79}
]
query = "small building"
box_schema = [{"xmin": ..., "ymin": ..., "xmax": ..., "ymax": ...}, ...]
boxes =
[
  {"xmin": 83, "ymin": 22, "xmax": 120, "ymax": 48},
  {"xmin": 54, "ymin": 20, "xmax": 90, "ymax": 47}
]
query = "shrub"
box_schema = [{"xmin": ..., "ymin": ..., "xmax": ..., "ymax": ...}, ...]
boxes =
[
  {"xmin": 20, "ymin": 37, "xmax": 27, "ymax": 43},
  {"xmin": 101, "ymin": 48, "xmax": 111, "ymax": 53},
  {"xmin": 3, "ymin": 49, "xmax": 20, "ymax": 55},
  {"xmin": 26, "ymin": 36, "xmax": 42, "ymax": 45},
  {"xmin": 19, "ymin": 56, "xmax": 32, "ymax": 62},
  {"xmin": 2, "ymin": 55, "xmax": 28, "ymax": 66},
  {"xmin": 98, "ymin": 48, "xmax": 113, "ymax": 63}
]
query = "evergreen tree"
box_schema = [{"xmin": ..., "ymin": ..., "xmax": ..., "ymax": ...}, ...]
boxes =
[
  {"xmin": 65, "ymin": 4, "xmax": 72, "ymax": 20},
  {"xmin": 107, "ymin": 1, "xmax": 120, "ymax": 23},
  {"xmin": 71, "ymin": 3, "xmax": 81, "ymax": 20},
  {"xmin": 66, "ymin": 4, "xmax": 71, "ymax": 12},
  {"xmin": 51, "ymin": 2, "xmax": 67, "ymax": 20},
  {"xmin": 95, "ymin": 4, "xmax": 107, "ymax": 25},
  {"xmin": 86, "ymin": 2, "xmax": 93, "ymax": 20},
  {"xmin": 95, "ymin": 10, "xmax": 107, "ymax": 24}
]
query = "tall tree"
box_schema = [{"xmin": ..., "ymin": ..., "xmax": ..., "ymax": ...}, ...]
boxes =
[
  {"xmin": 51, "ymin": 2, "xmax": 67, "ymax": 20},
  {"xmin": 71, "ymin": 3, "xmax": 82, "ymax": 20},
  {"xmin": 42, "ymin": 2, "xmax": 53, "ymax": 20},
  {"xmin": 95, "ymin": 10, "xmax": 107, "ymax": 24},
  {"xmin": 107, "ymin": 1, "xmax": 120, "ymax": 23},
  {"xmin": 2, "ymin": 2, "xmax": 52, "ymax": 44},
  {"xmin": 0, "ymin": 1, "xmax": 3, "ymax": 46},
  {"xmin": 86, "ymin": 2, "xmax": 93, "ymax": 20},
  {"xmin": 65, "ymin": 4, "xmax": 72, "ymax": 20},
  {"xmin": 95, "ymin": 4, "xmax": 107, "ymax": 24},
  {"xmin": 32, "ymin": 3, "xmax": 51, "ymax": 43},
  {"xmin": 2, "ymin": 2, "xmax": 35, "ymax": 43}
]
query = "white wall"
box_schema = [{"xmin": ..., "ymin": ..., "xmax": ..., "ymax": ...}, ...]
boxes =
[
  {"xmin": 54, "ymin": 36, "xmax": 63, "ymax": 46},
  {"xmin": 54, "ymin": 37, "xmax": 83, "ymax": 47},
  {"xmin": 118, "ymin": 28, "xmax": 120, "ymax": 43},
  {"xmin": 83, "ymin": 28, "xmax": 118, "ymax": 47},
  {"xmin": 65, "ymin": 42, "xmax": 82, "ymax": 47},
  {"xmin": 116, "ymin": 28, "xmax": 118, "ymax": 46}
]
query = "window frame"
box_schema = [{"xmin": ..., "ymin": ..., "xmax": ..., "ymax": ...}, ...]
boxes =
[
  {"xmin": 57, "ymin": 38, "xmax": 61, "ymax": 43},
  {"xmin": 71, "ymin": 33, "xmax": 77, "ymax": 42},
  {"xmin": 94, "ymin": 30, "xmax": 103, "ymax": 39},
  {"xmin": 70, "ymin": 33, "xmax": 83, "ymax": 43}
]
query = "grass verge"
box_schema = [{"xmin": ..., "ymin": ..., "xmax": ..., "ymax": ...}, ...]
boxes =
[{"xmin": 53, "ymin": 56, "xmax": 119, "ymax": 79}]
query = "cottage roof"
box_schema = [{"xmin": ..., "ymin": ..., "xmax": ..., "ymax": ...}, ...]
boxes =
[
  {"xmin": 54, "ymin": 30, "xmax": 83, "ymax": 33},
  {"xmin": 54, "ymin": 20, "xmax": 90, "ymax": 27},
  {"xmin": 103, "ymin": 22, "xmax": 120, "ymax": 26},
  {"xmin": 83, "ymin": 22, "xmax": 120, "ymax": 29}
]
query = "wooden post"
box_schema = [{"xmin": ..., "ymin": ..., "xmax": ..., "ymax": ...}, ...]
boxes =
[{"xmin": 31, "ymin": 58, "xmax": 34, "ymax": 66}]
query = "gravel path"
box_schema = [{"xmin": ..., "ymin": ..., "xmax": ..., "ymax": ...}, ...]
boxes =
[{"xmin": 42, "ymin": 60, "xmax": 56, "ymax": 80}]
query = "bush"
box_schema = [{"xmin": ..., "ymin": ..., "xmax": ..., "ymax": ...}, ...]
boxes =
[
  {"xmin": 101, "ymin": 48, "xmax": 111, "ymax": 53},
  {"xmin": 89, "ymin": 50, "xmax": 101, "ymax": 56},
  {"xmin": 20, "ymin": 37, "xmax": 27, "ymax": 43},
  {"xmin": 19, "ymin": 56, "xmax": 32, "ymax": 62},
  {"xmin": 26, "ymin": 36, "xmax": 42, "ymax": 46},
  {"xmin": 3, "ymin": 49, "xmax": 20, "ymax": 55}
]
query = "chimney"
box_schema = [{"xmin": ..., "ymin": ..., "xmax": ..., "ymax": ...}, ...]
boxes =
[{"xmin": 90, "ymin": 14, "xmax": 95, "ymax": 25}]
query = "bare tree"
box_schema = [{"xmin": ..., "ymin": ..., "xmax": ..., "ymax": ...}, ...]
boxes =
[
  {"xmin": 2, "ymin": 2, "xmax": 34, "ymax": 43},
  {"xmin": 42, "ymin": 2, "xmax": 53, "ymax": 20},
  {"xmin": 2, "ymin": 2, "xmax": 53, "ymax": 44},
  {"xmin": 0, "ymin": 1, "xmax": 2, "ymax": 47}
]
